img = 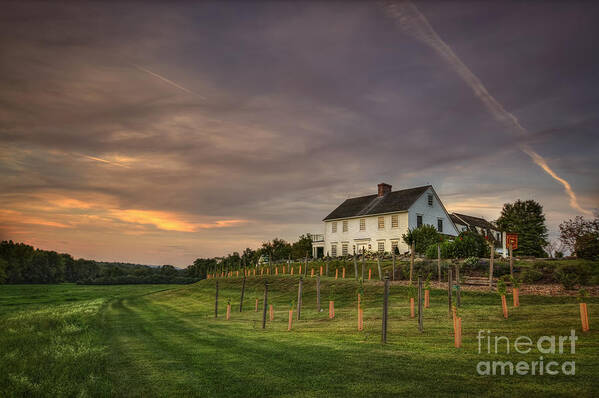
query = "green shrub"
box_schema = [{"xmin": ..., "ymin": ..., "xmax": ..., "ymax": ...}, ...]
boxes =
[
  {"xmin": 451, "ymin": 231, "xmax": 490, "ymax": 258},
  {"xmin": 553, "ymin": 263, "xmax": 593, "ymax": 289},
  {"xmin": 425, "ymin": 241, "xmax": 453, "ymax": 259},
  {"xmin": 463, "ymin": 257, "xmax": 479, "ymax": 269},
  {"xmin": 403, "ymin": 225, "xmax": 442, "ymax": 255},
  {"xmin": 521, "ymin": 268, "xmax": 543, "ymax": 283},
  {"xmin": 533, "ymin": 261, "xmax": 556, "ymax": 273}
]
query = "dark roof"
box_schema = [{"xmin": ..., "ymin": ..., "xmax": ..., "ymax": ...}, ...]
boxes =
[
  {"xmin": 323, "ymin": 185, "xmax": 430, "ymax": 221},
  {"xmin": 450, "ymin": 213, "xmax": 498, "ymax": 231}
]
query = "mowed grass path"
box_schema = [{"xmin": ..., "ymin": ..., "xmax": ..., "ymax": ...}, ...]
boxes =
[{"xmin": 1, "ymin": 279, "xmax": 598, "ymax": 397}]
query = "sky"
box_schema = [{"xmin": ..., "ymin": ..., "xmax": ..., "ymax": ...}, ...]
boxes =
[{"xmin": 1, "ymin": 1, "xmax": 598, "ymax": 266}]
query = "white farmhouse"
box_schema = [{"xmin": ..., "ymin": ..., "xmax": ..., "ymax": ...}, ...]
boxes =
[{"xmin": 311, "ymin": 183, "xmax": 459, "ymax": 258}]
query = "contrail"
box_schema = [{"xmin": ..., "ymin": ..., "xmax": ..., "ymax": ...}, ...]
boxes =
[
  {"xmin": 76, "ymin": 153, "xmax": 130, "ymax": 168},
  {"xmin": 133, "ymin": 64, "xmax": 205, "ymax": 99},
  {"xmin": 383, "ymin": 1, "xmax": 592, "ymax": 215}
]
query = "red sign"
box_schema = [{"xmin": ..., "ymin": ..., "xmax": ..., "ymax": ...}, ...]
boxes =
[{"xmin": 506, "ymin": 233, "xmax": 518, "ymax": 250}]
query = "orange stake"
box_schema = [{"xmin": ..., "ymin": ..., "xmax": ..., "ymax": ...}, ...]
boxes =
[
  {"xmin": 269, "ymin": 304, "xmax": 274, "ymax": 321},
  {"xmin": 513, "ymin": 288, "xmax": 520, "ymax": 307},
  {"xmin": 255, "ymin": 298, "xmax": 259, "ymax": 312},
  {"xmin": 359, "ymin": 308, "xmax": 364, "ymax": 331},
  {"xmin": 410, "ymin": 297, "xmax": 415, "ymax": 318},
  {"xmin": 291, "ymin": 267, "xmax": 294, "ymax": 275},
  {"xmin": 342, "ymin": 267, "xmax": 345, "ymax": 279},
  {"xmin": 288, "ymin": 309, "xmax": 293, "ymax": 331},
  {"xmin": 299, "ymin": 265, "xmax": 302, "ymax": 275},
  {"xmin": 329, "ymin": 301, "xmax": 335, "ymax": 319},
  {"xmin": 311, "ymin": 268, "xmax": 314, "ymax": 277},
  {"xmin": 320, "ymin": 266, "xmax": 323, "ymax": 276},
  {"xmin": 454, "ymin": 317, "xmax": 462, "ymax": 348},
  {"xmin": 425, "ymin": 289, "xmax": 430, "ymax": 308},
  {"xmin": 226, "ymin": 304, "xmax": 231, "ymax": 320},
  {"xmin": 501, "ymin": 295, "xmax": 508, "ymax": 319},
  {"xmin": 581, "ymin": 302, "xmax": 590, "ymax": 332},
  {"xmin": 335, "ymin": 269, "xmax": 338, "ymax": 279},
  {"xmin": 368, "ymin": 269, "xmax": 372, "ymax": 280}
]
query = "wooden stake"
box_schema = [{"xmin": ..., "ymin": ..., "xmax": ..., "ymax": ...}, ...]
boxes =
[
  {"xmin": 288, "ymin": 309, "xmax": 293, "ymax": 331},
  {"xmin": 291, "ymin": 266, "xmax": 294, "ymax": 275},
  {"xmin": 361, "ymin": 249, "xmax": 365, "ymax": 281},
  {"xmin": 320, "ymin": 265, "xmax": 323, "ymax": 276},
  {"xmin": 311, "ymin": 268, "xmax": 314, "ymax": 278},
  {"xmin": 418, "ymin": 275, "xmax": 423, "ymax": 331},
  {"xmin": 437, "ymin": 243, "xmax": 441, "ymax": 283},
  {"xmin": 275, "ymin": 267, "xmax": 278, "ymax": 275},
  {"xmin": 354, "ymin": 252, "xmax": 358, "ymax": 280},
  {"xmin": 269, "ymin": 304, "xmax": 274, "ymax": 321},
  {"xmin": 316, "ymin": 275, "xmax": 321, "ymax": 312},
  {"xmin": 240, "ymin": 276, "xmax": 246, "ymax": 312},
  {"xmin": 513, "ymin": 288, "xmax": 519, "ymax": 307},
  {"xmin": 425, "ymin": 289, "xmax": 430, "ymax": 308},
  {"xmin": 368, "ymin": 268, "xmax": 372, "ymax": 280},
  {"xmin": 410, "ymin": 241, "xmax": 415, "ymax": 283},
  {"xmin": 489, "ymin": 241, "xmax": 494, "ymax": 289},
  {"xmin": 329, "ymin": 300, "xmax": 335, "ymax": 319},
  {"xmin": 262, "ymin": 281, "xmax": 269, "ymax": 329},
  {"xmin": 455, "ymin": 317, "xmax": 462, "ymax": 348},
  {"xmin": 335, "ymin": 268, "xmax": 338, "ymax": 279},
  {"xmin": 410, "ymin": 297, "xmax": 415, "ymax": 318},
  {"xmin": 358, "ymin": 308, "xmax": 363, "ymax": 331},
  {"xmin": 455, "ymin": 264, "xmax": 461, "ymax": 307},
  {"xmin": 215, "ymin": 281, "xmax": 219, "ymax": 319},
  {"xmin": 226, "ymin": 303, "xmax": 231, "ymax": 320},
  {"xmin": 448, "ymin": 268, "xmax": 452, "ymax": 318},
  {"xmin": 509, "ymin": 243, "xmax": 514, "ymax": 278},
  {"xmin": 342, "ymin": 267, "xmax": 345, "ymax": 279},
  {"xmin": 297, "ymin": 278, "xmax": 303, "ymax": 320},
  {"xmin": 382, "ymin": 273, "xmax": 390, "ymax": 343}
]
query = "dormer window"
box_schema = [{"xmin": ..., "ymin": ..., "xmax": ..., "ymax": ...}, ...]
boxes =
[{"xmin": 427, "ymin": 194, "xmax": 433, "ymax": 207}]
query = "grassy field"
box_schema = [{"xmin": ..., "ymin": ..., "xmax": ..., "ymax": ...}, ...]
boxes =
[{"xmin": 1, "ymin": 278, "xmax": 598, "ymax": 397}]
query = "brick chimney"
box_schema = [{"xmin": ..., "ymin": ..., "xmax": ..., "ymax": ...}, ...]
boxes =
[{"xmin": 377, "ymin": 182, "xmax": 392, "ymax": 197}]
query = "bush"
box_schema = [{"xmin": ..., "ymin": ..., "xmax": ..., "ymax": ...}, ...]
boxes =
[
  {"xmin": 463, "ymin": 257, "xmax": 479, "ymax": 268},
  {"xmin": 521, "ymin": 268, "xmax": 543, "ymax": 283},
  {"xmin": 425, "ymin": 241, "xmax": 453, "ymax": 259},
  {"xmin": 533, "ymin": 261, "xmax": 557, "ymax": 273},
  {"xmin": 553, "ymin": 263, "xmax": 592, "ymax": 289},
  {"xmin": 451, "ymin": 231, "xmax": 490, "ymax": 259},
  {"xmin": 403, "ymin": 225, "xmax": 442, "ymax": 255},
  {"xmin": 575, "ymin": 233, "xmax": 599, "ymax": 259}
]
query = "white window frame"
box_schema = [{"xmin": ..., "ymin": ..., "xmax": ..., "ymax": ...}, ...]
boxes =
[
  {"xmin": 342, "ymin": 243, "xmax": 348, "ymax": 256},
  {"xmin": 378, "ymin": 216, "xmax": 385, "ymax": 230},
  {"xmin": 427, "ymin": 194, "xmax": 433, "ymax": 207},
  {"xmin": 391, "ymin": 214, "xmax": 398, "ymax": 228},
  {"xmin": 332, "ymin": 222, "xmax": 337, "ymax": 233},
  {"xmin": 342, "ymin": 220, "xmax": 348, "ymax": 232},
  {"xmin": 359, "ymin": 218, "xmax": 366, "ymax": 231},
  {"xmin": 331, "ymin": 244, "xmax": 337, "ymax": 257},
  {"xmin": 378, "ymin": 241, "xmax": 385, "ymax": 253},
  {"xmin": 391, "ymin": 240, "xmax": 398, "ymax": 253}
]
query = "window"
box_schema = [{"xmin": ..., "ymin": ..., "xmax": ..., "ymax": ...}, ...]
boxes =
[
  {"xmin": 332, "ymin": 222, "xmax": 337, "ymax": 233},
  {"xmin": 427, "ymin": 194, "xmax": 433, "ymax": 207},
  {"xmin": 391, "ymin": 214, "xmax": 398, "ymax": 228},
  {"xmin": 378, "ymin": 241, "xmax": 385, "ymax": 253},
  {"xmin": 368, "ymin": 244, "xmax": 372, "ymax": 250},
  {"xmin": 360, "ymin": 218, "xmax": 366, "ymax": 231},
  {"xmin": 391, "ymin": 240, "xmax": 399, "ymax": 254},
  {"xmin": 331, "ymin": 244, "xmax": 337, "ymax": 257},
  {"xmin": 342, "ymin": 220, "xmax": 348, "ymax": 232},
  {"xmin": 437, "ymin": 219, "xmax": 443, "ymax": 233},
  {"xmin": 378, "ymin": 216, "xmax": 385, "ymax": 230},
  {"xmin": 417, "ymin": 215, "xmax": 423, "ymax": 228},
  {"xmin": 342, "ymin": 243, "xmax": 348, "ymax": 256}
]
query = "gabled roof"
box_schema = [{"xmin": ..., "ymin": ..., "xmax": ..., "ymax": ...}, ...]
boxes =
[
  {"xmin": 323, "ymin": 185, "xmax": 430, "ymax": 221},
  {"xmin": 450, "ymin": 213, "xmax": 498, "ymax": 231}
]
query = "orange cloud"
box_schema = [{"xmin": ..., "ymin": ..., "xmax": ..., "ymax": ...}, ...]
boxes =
[
  {"xmin": 109, "ymin": 209, "xmax": 247, "ymax": 232},
  {"xmin": 0, "ymin": 209, "xmax": 71, "ymax": 229}
]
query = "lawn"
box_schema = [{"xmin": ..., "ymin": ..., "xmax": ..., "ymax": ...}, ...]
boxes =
[{"xmin": 1, "ymin": 278, "xmax": 598, "ymax": 397}]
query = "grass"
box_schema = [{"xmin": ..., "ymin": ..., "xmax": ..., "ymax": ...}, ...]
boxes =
[{"xmin": 1, "ymin": 278, "xmax": 598, "ymax": 397}]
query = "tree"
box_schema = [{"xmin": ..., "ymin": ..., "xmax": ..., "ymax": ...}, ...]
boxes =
[
  {"xmin": 496, "ymin": 200, "xmax": 548, "ymax": 257},
  {"xmin": 291, "ymin": 235, "xmax": 312, "ymax": 259},
  {"xmin": 402, "ymin": 225, "xmax": 442, "ymax": 255},
  {"xmin": 559, "ymin": 216, "xmax": 599, "ymax": 258},
  {"xmin": 0, "ymin": 258, "xmax": 7, "ymax": 284}
]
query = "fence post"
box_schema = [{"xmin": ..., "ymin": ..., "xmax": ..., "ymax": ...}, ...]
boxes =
[
  {"xmin": 240, "ymin": 275, "xmax": 246, "ymax": 312},
  {"xmin": 215, "ymin": 281, "xmax": 219, "ymax": 318},
  {"xmin": 304, "ymin": 252, "xmax": 308, "ymax": 277},
  {"xmin": 377, "ymin": 255, "xmax": 383, "ymax": 280},
  {"xmin": 262, "ymin": 281, "xmax": 268, "ymax": 329},
  {"xmin": 455, "ymin": 264, "xmax": 461, "ymax": 307},
  {"xmin": 354, "ymin": 252, "xmax": 358, "ymax": 280},
  {"xmin": 382, "ymin": 272, "xmax": 390, "ymax": 343},
  {"xmin": 509, "ymin": 243, "xmax": 514, "ymax": 278},
  {"xmin": 297, "ymin": 277, "xmax": 303, "ymax": 320},
  {"xmin": 361, "ymin": 249, "xmax": 365, "ymax": 281},
  {"xmin": 316, "ymin": 275, "xmax": 321, "ymax": 312},
  {"xmin": 489, "ymin": 241, "xmax": 494, "ymax": 290},
  {"xmin": 392, "ymin": 252, "xmax": 396, "ymax": 281},
  {"xmin": 448, "ymin": 268, "xmax": 452, "ymax": 318},
  {"xmin": 437, "ymin": 243, "xmax": 441, "ymax": 283},
  {"xmin": 410, "ymin": 242, "xmax": 415, "ymax": 283},
  {"xmin": 418, "ymin": 274, "xmax": 423, "ymax": 332}
]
